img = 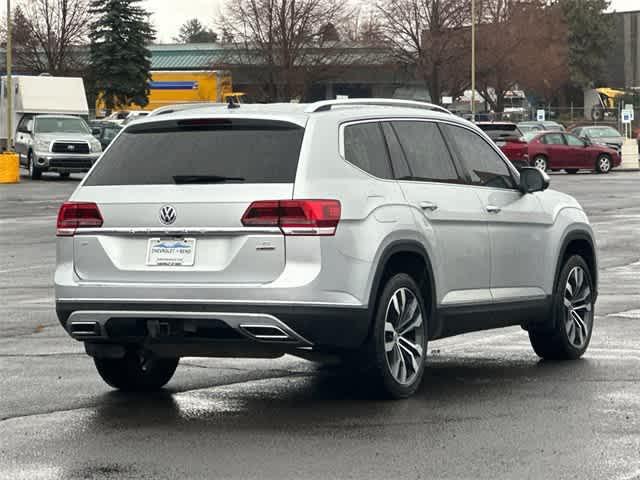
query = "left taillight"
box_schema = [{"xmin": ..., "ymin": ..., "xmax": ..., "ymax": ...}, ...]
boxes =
[
  {"xmin": 56, "ymin": 202, "xmax": 103, "ymax": 237},
  {"xmin": 242, "ymin": 199, "xmax": 341, "ymax": 236}
]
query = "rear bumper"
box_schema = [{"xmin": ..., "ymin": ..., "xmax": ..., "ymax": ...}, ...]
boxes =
[{"xmin": 56, "ymin": 301, "xmax": 371, "ymax": 351}]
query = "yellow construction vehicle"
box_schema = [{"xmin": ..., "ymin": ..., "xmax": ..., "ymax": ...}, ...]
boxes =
[{"xmin": 590, "ymin": 87, "xmax": 625, "ymax": 121}]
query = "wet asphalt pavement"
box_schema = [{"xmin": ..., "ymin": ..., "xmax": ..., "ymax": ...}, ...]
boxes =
[{"xmin": 1, "ymin": 171, "xmax": 640, "ymax": 479}]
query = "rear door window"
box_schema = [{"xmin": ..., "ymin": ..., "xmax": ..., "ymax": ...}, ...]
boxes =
[
  {"xmin": 380, "ymin": 123, "xmax": 411, "ymax": 179},
  {"xmin": 343, "ymin": 122, "xmax": 393, "ymax": 179},
  {"xmin": 390, "ymin": 121, "xmax": 462, "ymax": 183},
  {"xmin": 543, "ymin": 133, "xmax": 565, "ymax": 145},
  {"xmin": 84, "ymin": 119, "xmax": 305, "ymax": 186}
]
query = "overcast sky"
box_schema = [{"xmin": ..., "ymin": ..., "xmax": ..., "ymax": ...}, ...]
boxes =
[{"xmin": 145, "ymin": 0, "xmax": 640, "ymax": 42}]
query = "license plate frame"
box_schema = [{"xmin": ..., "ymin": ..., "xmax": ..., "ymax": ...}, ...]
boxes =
[{"xmin": 146, "ymin": 238, "xmax": 196, "ymax": 266}]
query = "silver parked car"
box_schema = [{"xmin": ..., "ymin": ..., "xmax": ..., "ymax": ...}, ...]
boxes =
[
  {"xmin": 571, "ymin": 125, "xmax": 624, "ymax": 154},
  {"xmin": 16, "ymin": 115, "xmax": 102, "ymax": 179},
  {"xmin": 55, "ymin": 99, "xmax": 598, "ymax": 398}
]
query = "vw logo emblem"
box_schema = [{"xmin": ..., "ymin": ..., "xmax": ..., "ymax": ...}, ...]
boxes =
[
  {"xmin": 67, "ymin": 145, "xmax": 75, "ymax": 151},
  {"xmin": 159, "ymin": 205, "xmax": 177, "ymax": 225}
]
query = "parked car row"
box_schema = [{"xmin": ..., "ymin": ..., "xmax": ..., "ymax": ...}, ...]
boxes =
[{"xmin": 477, "ymin": 121, "xmax": 622, "ymax": 174}]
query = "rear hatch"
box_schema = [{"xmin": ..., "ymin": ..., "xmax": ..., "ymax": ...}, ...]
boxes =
[
  {"xmin": 71, "ymin": 117, "xmax": 305, "ymax": 284},
  {"xmin": 477, "ymin": 123, "xmax": 523, "ymax": 146}
]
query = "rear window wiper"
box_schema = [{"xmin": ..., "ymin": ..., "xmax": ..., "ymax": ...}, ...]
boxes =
[{"xmin": 173, "ymin": 175, "xmax": 246, "ymax": 184}]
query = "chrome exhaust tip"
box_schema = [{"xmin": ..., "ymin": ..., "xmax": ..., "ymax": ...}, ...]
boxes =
[
  {"xmin": 239, "ymin": 324, "xmax": 292, "ymax": 341},
  {"xmin": 70, "ymin": 321, "xmax": 101, "ymax": 337}
]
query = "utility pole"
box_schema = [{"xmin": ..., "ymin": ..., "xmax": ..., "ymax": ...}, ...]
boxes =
[
  {"xmin": 6, "ymin": 0, "xmax": 12, "ymax": 151},
  {"xmin": 471, "ymin": 0, "xmax": 476, "ymax": 120}
]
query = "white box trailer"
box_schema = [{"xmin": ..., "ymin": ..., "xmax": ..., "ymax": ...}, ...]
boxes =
[{"xmin": 0, "ymin": 75, "xmax": 89, "ymax": 150}]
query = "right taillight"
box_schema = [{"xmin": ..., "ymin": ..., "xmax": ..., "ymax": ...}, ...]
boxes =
[
  {"xmin": 56, "ymin": 202, "xmax": 103, "ymax": 236},
  {"xmin": 242, "ymin": 199, "xmax": 341, "ymax": 236}
]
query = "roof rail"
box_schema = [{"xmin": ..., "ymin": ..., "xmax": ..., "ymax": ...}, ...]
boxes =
[
  {"xmin": 305, "ymin": 98, "xmax": 453, "ymax": 115},
  {"xmin": 148, "ymin": 102, "xmax": 226, "ymax": 117}
]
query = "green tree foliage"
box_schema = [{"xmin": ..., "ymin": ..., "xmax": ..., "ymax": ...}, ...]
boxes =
[
  {"xmin": 559, "ymin": 0, "xmax": 613, "ymax": 87},
  {"xmin": 174, "ymin": 18, "xmax": 218, "ymax": 43},
  {"xmin": 89, "ymin": 0, "xmax": 155, "ymax": 109}
]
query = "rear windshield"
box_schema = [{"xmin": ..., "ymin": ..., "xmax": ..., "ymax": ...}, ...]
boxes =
[
  {"xmin": 476, "ymin": 124, "xmax": 522, "ymax": 140},
  {"xmin": 84, "ymin": 119, "xmax": 304, "ymax": 186}
]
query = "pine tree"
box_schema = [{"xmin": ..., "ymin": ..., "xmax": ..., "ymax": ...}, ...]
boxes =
[
  {"xmin": 89, "ymin": 0, "xmax": 156, "ymax": 110},
  {"xmin": 174, "ymin": 19, "xmax": 218, "ymax": 44},
  {"xmin": 559, "ymin": 0, "xmax": 614, "ymax": 88}
]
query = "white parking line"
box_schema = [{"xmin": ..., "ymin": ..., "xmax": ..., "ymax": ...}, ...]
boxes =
[{"xmin": 0, "ymin": 265, "xmax": 49, "ymax": 274}]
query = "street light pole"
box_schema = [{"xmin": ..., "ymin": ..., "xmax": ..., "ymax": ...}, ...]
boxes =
[
  {"xmin": 6, "ymin": 0, "xmax": 12, "ymax": 152},
  {"xmin": 471, "ymin": 0, "xmax": 476, "ymax": 120}
]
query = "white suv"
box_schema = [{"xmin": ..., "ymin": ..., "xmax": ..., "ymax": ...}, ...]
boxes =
[{"xmin": 55, "ymin": 100, "xmax": 597, "ymax": 398}]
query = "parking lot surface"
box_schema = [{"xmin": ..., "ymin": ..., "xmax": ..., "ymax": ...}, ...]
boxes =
[{"xmin": 1, "ymin": 171, "xmax": 640, "ymax": 479}]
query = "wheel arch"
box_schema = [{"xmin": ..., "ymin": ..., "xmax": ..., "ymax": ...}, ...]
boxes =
[
  {"xmin": 367, "ymin": 240, "xmax": 439, "ymax": 339},
  {"xmin": 554, "ymin": 230, "xmax": 598, "ymax": 301}
]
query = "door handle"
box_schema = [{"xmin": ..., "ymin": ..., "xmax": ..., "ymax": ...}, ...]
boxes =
[
  {"xmin": 420, "ymin": 201, "xmax": 438, "ymax": 211},
  {"xmin": 486, "ymin": 205, "xmax": 501, "ymax": 214}
]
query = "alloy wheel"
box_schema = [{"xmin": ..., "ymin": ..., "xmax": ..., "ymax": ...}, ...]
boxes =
[
  {"xmin": 563, "ymin": 266, "xmax": 593, "ymax": 349},
  {"xmin": 598, "ymin": 156, "xmax": 611, "ymax": 173},
  {"xmin": 384, "ymin": 287, "xmax": 425, "ymax": 385},
  {"xmin": 534, "ymin": 157, "xmax": 547, "ymax": 171}
]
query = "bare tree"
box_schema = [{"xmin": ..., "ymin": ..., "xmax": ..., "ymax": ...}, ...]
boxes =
[
  {"xmin": 377, "ymin": 0, "xmax": 471, "ymax": 104},
  {"xmin": 6, "ymin": 0, "xmax": 90, "ymax": 75},
  {"xmin": 475, "ymin": 0, "xmax": 568, "ymax": 112},
  {"xmin": 342, "ymin": 8, "xmax": 384, "ymax": 44},
  {"xmin": 217, "ymin": 0, "xmax": 351, "ymax": 101}
]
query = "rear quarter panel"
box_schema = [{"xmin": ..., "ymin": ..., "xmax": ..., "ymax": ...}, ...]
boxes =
[{"xmin": 292, "ymin": 115, "xmax": 420, "ymax": 307}]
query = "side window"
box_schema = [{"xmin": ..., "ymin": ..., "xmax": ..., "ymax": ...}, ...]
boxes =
[
  {"xmin": 565, "ymin": 134, "xmax": 584, "ymax": 147},
  {"xmin": 441, "ymin": 124, "xmax": 517, "ymax": 190},
  {"xmin": 544, "ymin": 133, "xmax": 565, "ymax": 145},
  {"xmin": 343, "ymin": 122, "xmax": 393, "ymax": 179},
  {"xmin": 381, "ymin": 122, "xmax": 411, "ymax": 179},
  {"xmin": 103, "ymin": 127, "xmax": 119, "ymax": 143},
  {"xmin": 17, "ymin": 115, "xmax": 32, "ymax": 132},
  {"xmin": 391, "ymin": 121, "xmax": 461, "ymax": 183}
]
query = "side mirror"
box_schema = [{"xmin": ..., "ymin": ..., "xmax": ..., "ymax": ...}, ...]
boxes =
[
  {"xmin": 520, "ymin": 167, "xmax": 549, "ymax": 194},
  {"xmin": 91, "ymin": 128, "xmax": 101, "ymax": 136},
  {"xmin": 25, "ymin": 120, "xmax": 33, "ymax": 133}
]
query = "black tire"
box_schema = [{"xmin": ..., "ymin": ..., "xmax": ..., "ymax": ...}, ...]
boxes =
[
  {"xmin": 529, "ymin": 255, "xmax": 594, "ymax": 360},
  {"xmin": 565, "ymin": 169, "xmax": 579, "ymax": 175},
  {"xmin": 591, "ymin": 107, "xmax": 604, "ymax": 122},
  {"xmin": 596, "ymin": 154, "xmax": 611, "ymax": 174},
  {"xmin": 358, "ymin": 273, "xmax": 428, "ymax": 399},
  {"xmin": 532, "ymin": 155, "xmax": 548, "ymax": 172},
  {"xmin": 28, "ymin": 153, "xmax": 42, "ymax": 180},
  {"xmin": 59, "ymin": 172, "xmax": 70, "ymax": 178},
  {"xmin": 94, "ymin": 348, "xmax": 179, "ymax": 391}
]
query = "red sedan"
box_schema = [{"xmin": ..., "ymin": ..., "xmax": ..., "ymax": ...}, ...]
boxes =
[{"xmin": 526, "ymin": 131, "xmax": 621, "ymax": 174}]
